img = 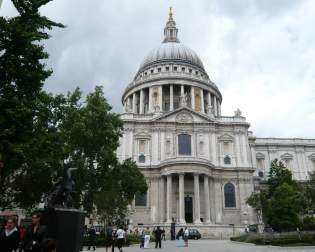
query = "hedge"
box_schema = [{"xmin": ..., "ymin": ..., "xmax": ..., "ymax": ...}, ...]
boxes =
[{"xmin": 231, "ymin": 233, "xmax": 315, "ymax": 246}]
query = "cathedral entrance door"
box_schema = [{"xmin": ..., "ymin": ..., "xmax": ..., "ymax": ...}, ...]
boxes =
[{"xmin": 184, "ymin": 195, "xmax": 193, "ymax": 223}]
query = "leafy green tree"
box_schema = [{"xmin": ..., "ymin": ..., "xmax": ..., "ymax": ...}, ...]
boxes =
[
  {"xmin": 304, "ymin": 172, "xmax": 315, "ymax": 214},
  {"xmin": 0, "ymin": 1, "xmax": 147, "ymax": 222},
  {"xmin": 246, "ymin": 191, "xmax": 267, "ymax": 224},
  {"xmin": 247, "ymin": 159, "xmax": 304, "ymax": 231},
  {"xmin": 268, "ymin": 159, "xmax": 297, "ymax": 195},
  {"xmin": 0, "ymin": 0, "xmax": 64, "ymax": 208},
  {"xmin": 267, "ymin": 183, "xmax": 303, "ymax": 231},
  {"xmin": 95, "ymin": 159, "xmax": 147, "ymax": 224}
]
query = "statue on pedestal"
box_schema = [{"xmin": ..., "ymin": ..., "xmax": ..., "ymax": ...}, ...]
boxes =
[
  {"xmin": 45, "ymin": 161, "xmax": 76, "ymax": 208},
  {"xmin": 234, "ymin": 108, "xmax": 242, "ymax": 117},
  {"xmin": 180, "ymin": 92, "xmax": 189, "ymax": 107},
  {"xmin": 206, "ymin": 104, "xmax": 215, "ymax": 119}
]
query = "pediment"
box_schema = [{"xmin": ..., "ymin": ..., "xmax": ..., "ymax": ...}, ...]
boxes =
[
  {"xmin": 218, "ymin": 134, "xmax": 234, "ymax": 142},
  {"xmin": 152, "ymin": 107, "xmax": 214, "ymax": 124},
  {"xmin": 256, "ymin": 152, "xmax": 265, "ymax": 159},
  {"xmin": 308, "ymin": 153, "xmax": 315, "ymax": 160},
  {"xmin": 134, "ymin": 131, "xmax": 151, "ymax": 139},
  {"xmin": 280, "ymin": 152, "xmax": 293, "ymax": 160}
]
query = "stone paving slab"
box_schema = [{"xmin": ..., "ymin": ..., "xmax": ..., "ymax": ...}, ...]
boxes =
[{"xmin": 82, "ymin": 240, "xmax": 315, "ymax": 252}]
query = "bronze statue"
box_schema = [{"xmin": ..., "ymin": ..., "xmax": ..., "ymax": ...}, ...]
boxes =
[{"xmin": 45, "ymin": 161, "xmax": 76, "ymax": 208}]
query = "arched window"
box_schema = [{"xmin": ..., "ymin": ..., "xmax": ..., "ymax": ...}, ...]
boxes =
[
  {"xmin": 178, "ymin": 134, "xmax": 191, "ymax": 155},
  {"xmin": 135, "ymin": 192, "xmax": 147, "ymax": 206},
  {"xmin": 224, "ymin": 155, "xmax": 231, "ymax": 165},
  {"xmin": 224, "ymin": 182, "xmax": 236, "ymax": 208}
]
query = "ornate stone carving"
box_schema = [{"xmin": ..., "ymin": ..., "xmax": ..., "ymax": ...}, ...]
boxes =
[
  {"xmin": 234, "ymin": 108, "xmax": 242, "ymax": 117},
  {"xmin": 175, "ymin": 112, "xmax": 193, "ymax": 123}
]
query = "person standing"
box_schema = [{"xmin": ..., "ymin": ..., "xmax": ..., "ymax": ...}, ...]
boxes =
[
  {"xmin": 105, "ymin": 223, "xmax": 113, "ymax": 252},
  {"xmin": 116, "ymin": 226, "xmax": 125, "ymax": 252},
  {"xmin": 0, "ymin": 217, "xmax": 20, "ymax": 252},
  {"xmin": 21, "ymin": 211, "xmax": 47, "ymax": 252},
  {"xmin": 153, "ymin": 226, "xmax": 163, "ymax": 249},
  {"xmin": 143, "ymin": 227, "xmax": 151, "ymax": 249},
  {"xmin": 87, "ymin": 226, "xmax": 96, "ymax": 251}
]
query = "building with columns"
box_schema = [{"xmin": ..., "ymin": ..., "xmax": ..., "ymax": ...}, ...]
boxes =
[{"xmin": 117, "ymin": 10, "xmax": 315, "ymax": 238}]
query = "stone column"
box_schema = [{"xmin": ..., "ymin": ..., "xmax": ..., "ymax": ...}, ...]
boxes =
[
  {"xmin": 194, "ymin": 173, "xmax": 201, "ymax": 224},
  {"xmin": 214, "ymin": 179, "xmax": 223, "ymax": 224},
  {"xmin": 213, "ymin": 97, "xmax": 217, "ymax": 116},
  {"xmin": 235, "ymin": 134, "xmax": 241, "ymax": 166},
  {"xmin": 139, "ymin": 89, "xmax": 144, "ymax": 114},
  {"xmin": 200, "ymin": 89, "xmax": 205, "ymax": 113},
  {"xmin": 132, "ymin": 93, "xmax": 137, "ymax": 114},
  {"xmin": 181, "ymin": 85, "xmax": 184, "ymax": 96},
  {"xmin": 158, "ymin": 85, "xmax": 163, "ymax": 112},
  {"xmin": 166, "ymin": 174, "xmax": 173, "ymax": 223},
  {"xmin": 127, "ymin": 96, "xmax": 132, "ymax": 112},
  {"xmin": 159, "ymin": 176, "xmax": 165, "ymax": 223},
  {"xmin": 148, "ymin": 87, "xmax": 153, "ymax": 113},
  {"xmin": 170, "ymin": 84, "xmax": 174, "ymax": 111},
  {"xmin": 217, "ymin": 100, "xmax": 221, "ymax": 116},
  {"xmin": 203, "ymin": 175, "xmax": 211, "ymax": 223},
  {"xmin": 191, "ymin": 86, "xmax": 195, "ymax": 110},
  {"xmin": 208, "ymin": 92, "xmax": 212, "ymax": 107},
  {"xmin": 178, "ymin": 173, "xmax": 185, "ymax": 224}
]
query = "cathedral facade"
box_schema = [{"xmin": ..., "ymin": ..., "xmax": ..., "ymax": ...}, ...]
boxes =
[{"xmin": 117, "ymin": 10, "xmax": 315, "ymax": 238}]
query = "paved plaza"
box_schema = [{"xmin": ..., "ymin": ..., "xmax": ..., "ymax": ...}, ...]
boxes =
[{"xmin": 83, "ymin": 240, "xmax": 315, "ymax": 252}]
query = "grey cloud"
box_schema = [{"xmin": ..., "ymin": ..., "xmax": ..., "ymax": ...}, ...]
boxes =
[{"xmin": 1, "ymin": 0, "xmax": 315, "ymax": 138}]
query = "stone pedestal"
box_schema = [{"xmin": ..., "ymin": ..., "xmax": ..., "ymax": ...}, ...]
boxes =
[{"xmin": 42, "ymin": 208, "xmax": 85, "ymax": 252}]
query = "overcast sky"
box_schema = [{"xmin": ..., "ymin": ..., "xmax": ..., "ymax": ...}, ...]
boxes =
[{"xmin": 1, "ymin": 0, "xmax": 315, "ymax": 138}]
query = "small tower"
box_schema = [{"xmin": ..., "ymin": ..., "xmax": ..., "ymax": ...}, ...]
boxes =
[{"xmin": 163, "ymin": 7, "xmax": 180, "ymax": 43}]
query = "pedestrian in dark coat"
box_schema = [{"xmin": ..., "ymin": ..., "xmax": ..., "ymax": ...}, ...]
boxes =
[
  {"xmin": 153, "ymin": 226, "xmax": 163, "ymax": 249},
  {"xmin": 21, "ymin": 212, "xmax": 47, "ymax": 252},
  {"xmin": 87, "ymin": 226, "xmax": 97, "ymax": 250},
  {"xmin": 0, "ymin": 217, "xmax": 20, "ymax": 252}
]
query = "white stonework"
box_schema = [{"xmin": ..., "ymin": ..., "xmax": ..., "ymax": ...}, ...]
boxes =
[{"xmin": 117, "ymin": 10, "xmax": 315, "ymax": 238}]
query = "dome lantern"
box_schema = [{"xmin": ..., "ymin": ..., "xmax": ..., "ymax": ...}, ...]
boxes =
[{"xmin": 163, "ymin": 7, "xmax": 180, "ymax": 43}]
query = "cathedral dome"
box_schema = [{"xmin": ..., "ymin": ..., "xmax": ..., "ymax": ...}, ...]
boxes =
[
  {"xmin": 139, "ymin": 42, "xmax": 205, "ymax": 72},
  {"xmin": 136, "ymin": 7, "xmax": 205, "ymax": 76}
]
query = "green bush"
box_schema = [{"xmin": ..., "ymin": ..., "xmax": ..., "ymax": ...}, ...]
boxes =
[
  {"xmin": 83, "ymin": 234, "xmax": 141, "ymax": 247},
  {"xmin": 302, "ymin": 216, "xmax": 315, "ymax": 231},
  {"xmin": 231, "ymin": 233, "xmax": 315, "ymax": 246}
]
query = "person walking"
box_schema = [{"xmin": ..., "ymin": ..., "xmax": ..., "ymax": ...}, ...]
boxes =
[
  {"xmin": 105, "ymin": 223, "xmax": 113, "ymax": 252},
  {"xmin": 116, "ymin": 226, "xmax": 125, "ymax": 252},
  {"xmin": 87, "ymin": 226, "xmax": 96, "ymax": 251},
  {"xmin": 21, "ymin": 211, "xmax": 47, "ymax": 252},
  {"xmin": 153, "ymin": 226, "xmax": 163, "ymax": 249},
  {"xmin": 176, "ymin": 228, "xmax": 183, "ymax": 240},
  {"xmin": 184, "ymin": 228, "xmax": 189, "ymax": 247},
  {"xmin": 111, "ymin": 227, "xmax": 117, "ymax": 252},
  {"xmin": 161, "ymin": 228, "xmax": 165, "ymax": 241},
  {"xmin": 0, "ymin": 217, "xmax": 20, "ymax": 252},
  {"xmin": 176, "ymin": 228, "xmax": 184, "ymax": 247}
]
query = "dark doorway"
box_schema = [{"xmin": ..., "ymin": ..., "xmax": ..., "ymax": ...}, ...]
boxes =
[{"xmin": 185, "ymin": 196, "xmax": 193, "ymax": 223}]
